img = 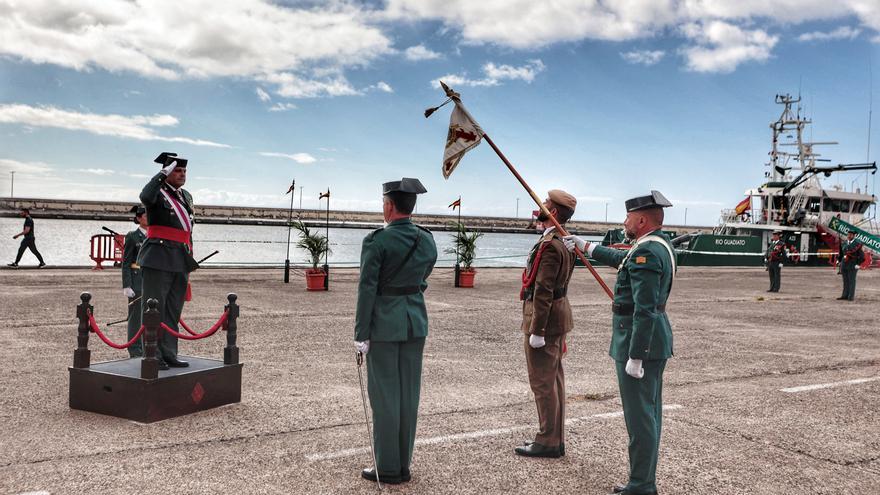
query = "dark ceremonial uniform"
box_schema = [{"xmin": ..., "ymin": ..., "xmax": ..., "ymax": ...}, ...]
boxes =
[
  {"xmin": 13, "ymin": 214, "xmax": 45, "ymax": 266},
  {"xmin": 840, "ymin": 237, "xmax": 864, "ymax": 301},
  {"xmin": 122, "ymin": 209, "xmax": 147, "ymax": 357},
  {"xmin": 520, "ymin": 228, "xmax": 575, "ymax": 451},
  {"xmin": 137, "ymin": 153, "xmax": 198, "ymax": 367},
  {"xmin": 355, "ymin": 178, "xmax": 437, "ymax": 482},
  {"xmin": 589, "ymin": 191, "xmax": 675, "ymax": 495},
  {"xmin": 764, "ymin": 233, "xmax": 785, "ymax": 292}
]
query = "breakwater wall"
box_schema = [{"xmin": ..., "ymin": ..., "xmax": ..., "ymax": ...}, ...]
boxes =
[{"xmin": 0, "ymin": 197, "xmax": 705, "ymax": 235}]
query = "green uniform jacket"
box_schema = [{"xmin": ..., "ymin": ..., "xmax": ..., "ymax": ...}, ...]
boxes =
[
  {"xmin": 137, "ymin": 172, "xmax": 196, "ymax": 273},
  {"xmin": 354, "ymin": 218, "xmax": 438, "ymax": 342},
  {"xmin": 591, "ymin": 229, "xmax": 675, "ymax": 362},
  {"xmin": 764, "ymin": 239, "xmax": 785, "ymax": 265},
  {"xmin": 122, "ymin": 228, "xmax": 146, "ymax": 291}
]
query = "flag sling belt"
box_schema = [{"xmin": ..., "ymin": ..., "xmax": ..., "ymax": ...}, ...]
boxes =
[{"xmin": 144, "ymin": 225, "xmax": 191, "ymax": 362}]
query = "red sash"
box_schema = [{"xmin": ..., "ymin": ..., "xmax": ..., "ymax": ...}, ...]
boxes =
[{"xmin": 146, "ymin": 225, "xmax": 194, "ymax": 301}]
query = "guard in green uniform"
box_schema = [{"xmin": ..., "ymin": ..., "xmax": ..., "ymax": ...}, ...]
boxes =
[
  {"xmin": 564, "ymin": 191, "xmax": 675, "ymax": 495},
  {"xmin": 354, "ymin": 178, "xmax": 438, "ymax": 485},
  {"xmin": 764, "ymin": 231, "xmax": 785, "ymax": 293},
  {"xmin": 138, "ymin": 152, "xmax": 198, "ymax": 370},
  {"xmin": 122, "ymin": 205, "xmax": 148, "ymax": 357},
  {"xmin": 838, "ymin": 231, "xmax": 864, "ymax": 301}
]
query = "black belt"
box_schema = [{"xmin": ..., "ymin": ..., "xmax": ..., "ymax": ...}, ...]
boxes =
[
  {"xmin": 378, "ymin": 286, "xmax": 421, "ymax": 296},
  {"xmin": 612, "ymin": 302, "xmax": 666, "ymax": 315},
  {"xmin": 521, "ymin": 287, "xmax": 567, "ymax": 301}
]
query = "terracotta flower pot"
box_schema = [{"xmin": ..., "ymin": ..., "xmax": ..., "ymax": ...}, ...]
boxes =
[
  {"xmin": 305, "ymin": 268, "xmax": 327, "ymax": 291},
  {"xmin": 458, "ymin": 268, "xmax": 476, "ymax": 288}
]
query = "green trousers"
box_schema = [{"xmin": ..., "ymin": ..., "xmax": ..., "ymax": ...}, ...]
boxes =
[
  {"xmin": 841, "ymin": 268, "xmax": 858, "ymax": 300},
  {"xmin": 367, "ymin": 337, "xmax": 425, "ymax": 477},
  {"xmin": 768, "ymin": 263, "xmax": 781, "ymax": 292},
  {"xmin": 126, "ymin": 292, "xmax": 144, "ymax": 357},
  {"xmin": 616, "ymin": 359, "xmax": 667, "ymax": 495},
  {"xmin": 141, "ymin": 267, "xmax": 188, "ymax": 362}
]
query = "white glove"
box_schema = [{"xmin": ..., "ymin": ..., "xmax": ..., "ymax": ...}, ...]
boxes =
[
  {"xmin": 625, "ymin": 358, "xmax": 644, "ymax": 379},
  {"xmin": 355, "ymin": 340, "xmax": 370, "ymax": 355},
  {"xmin": 562, "ymin": 235, "xmax": 587, "ymax": 253},
  {"xmin": 855, "ymin": 265, "xmax": 861, "ymax": 271},
  {"xmin": 123, "ymin": 287, "xmax": 136, "ymax": 298},
  {"xmin": 779, "ymin": 263, "xmax": 783, "ymax": 268},
  {"xmin": 528, "ymin": 334, "xmax": 546, "ymax": 348},
  {"xmin": 160, "ymin": 161, "xmax": 177, "ymax": 176}
]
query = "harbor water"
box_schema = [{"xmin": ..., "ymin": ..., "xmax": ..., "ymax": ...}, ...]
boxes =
[{"xmin": 0, "ymin": 218, "xmax": 601, "ymax": 268}]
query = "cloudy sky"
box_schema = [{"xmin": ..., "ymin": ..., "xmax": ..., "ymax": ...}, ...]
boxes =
[{"xmin": 1, "ymin": 0, "xmax": 879, "ymax": 225}]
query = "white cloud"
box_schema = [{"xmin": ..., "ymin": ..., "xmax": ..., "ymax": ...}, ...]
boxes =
[
  {"xmin": 0, "ymin": 158, "xmax": 54, "ymax": 176},
  {"xmin": 0, "ymin": 0, "xmax": 391, "ymax": 98},
  {"xmin": 0, "ymin": 104, "xmax": 230, "ymax": 147},
  {"xmin": 256, "ymin": 87, "xmax": 272, "ymax": 102},
  {"xmin": 75, "ymin": 168, "xmax": 115, "ymax": 175},
  {"xmin": 268, "ymin": 102, "xmax": 298, "ymax": 112},
  {"xmin": 260, "ymin": 72, "xmax": 360, "ymax": 98},
  {"xmin": 404, "ymin": 44, "xmax": 442, "ymax": 61},
  {"xmin": 797, "ymin": 26, "xmax": 861, "ymax": 42},
  {"xmin": 259, "ymin": 151, "xmax": 318, "ymax": 164},
  {"xmin": 680, "ymin": 21, "xmax": 778, "ymax": 73},
  {"xmin": 433, "ymin": 59, "xmax": 545, "ymax": 88},
  {"xmin": 369, "ymin": 81, "xmax": 394, "ymax": 93},
  {"xmin": 621, "ymin": 50, "xmax": 666, "ymax": 66}
]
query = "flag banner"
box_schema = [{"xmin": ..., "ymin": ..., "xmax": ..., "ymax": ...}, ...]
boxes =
[
  {"xmin": 286, "ymin": 183, "xmax": 295, "ymax": 194},
  {"xmin": 734, "ymin": 197, "xmax": 750, "ymax": 215},
  {"xmin": 319, "ymin": 190, "xmax": 330, "ymax": 200},
  {"xmin": 442, "ymin": 103, "xmax": 483, "ymax": 179},
  {"xmin": 448, "ymin": 198, "xmax": 461, "ymax": 209}
]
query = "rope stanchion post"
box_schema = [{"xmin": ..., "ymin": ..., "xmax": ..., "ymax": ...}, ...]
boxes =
[
  {"xmin": 141, "ymin": 298, "xmax": 161, "ymax": 380},
  {"xmin": 224, "ymin": 293, "xmax": 239, "ymax": 365},
  {"xmin": 73, "ymin": 292, "xmax": 92, "ymax": 369}
]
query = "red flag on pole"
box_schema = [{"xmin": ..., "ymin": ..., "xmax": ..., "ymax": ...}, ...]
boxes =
[
  {"xmin": 319, "ymin": 189, "xmax": 330, "ymax": 200},
  {"xmin": 448, "ymin": 197, "xmax": 461, "ymax": 210}
]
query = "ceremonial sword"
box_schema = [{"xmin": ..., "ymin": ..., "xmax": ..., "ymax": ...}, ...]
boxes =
[
  {"xmin": 357, "ymin": 351, "xmax": 382, "ymax": 490},
  {"xmin": 106, "ymin": 250, "xmax": 221, "ymax": 327}
]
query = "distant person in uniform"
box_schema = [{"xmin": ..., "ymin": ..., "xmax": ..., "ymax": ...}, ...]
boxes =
[
  {"xmin": 515, "ymin": 190, "xmax": 576, "ymax": 459},
  {"xmin": 838, "ymin": 231, "xmax": 864, "ymax": 301},
  {"xmin": 122, "ymin": 205, "xmax": 148, "ymax": 358},
  {"xmin": 354, "ymin": 178, "xmax": 438, "ymax": 485},
  {"xmin": 764, "ymin": 231, "xmax": 785, "ymax": 293},
  {"xmin": 138, "ymin": 152, "xmax": 198, "ymax": 370},
  {"xmin": 8, "ymin": 208, "xmax": 46, "ymax": 267},
  {"xmin": 563, "ymin": 191, "xmax": 676, "ymax": 495}
]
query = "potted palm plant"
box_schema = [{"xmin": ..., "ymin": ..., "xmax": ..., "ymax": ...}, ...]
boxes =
[
  {"xmin": 445, "ymin": 222, "xmax": 483, "ymax": 288},
  {"xmin": 292, "ymin": 221, "xmax": 331, "ymax": 291}
]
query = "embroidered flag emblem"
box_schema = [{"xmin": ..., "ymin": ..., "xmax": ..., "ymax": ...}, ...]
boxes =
[{"xmin": 635, "ymin": 256, "xmax": 647, "ymax": 264}]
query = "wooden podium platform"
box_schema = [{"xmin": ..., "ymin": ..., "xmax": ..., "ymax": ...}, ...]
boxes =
[
  {"xmin": 69, "ymin": 292, "xmax": 242, "ymax": 423},
  {"xmin": 69, "ymin": 356, "xmax": 243, "ymax": 423}
]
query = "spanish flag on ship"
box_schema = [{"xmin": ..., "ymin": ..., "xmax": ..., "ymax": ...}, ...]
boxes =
[{"xmin": 734, "ymin": 197, "xmax": 751, "ymax": 215}]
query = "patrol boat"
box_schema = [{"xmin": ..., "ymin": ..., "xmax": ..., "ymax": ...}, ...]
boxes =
[{"xmin": 671, "ymin": 94, "xmax": 878, "ymax": 266}]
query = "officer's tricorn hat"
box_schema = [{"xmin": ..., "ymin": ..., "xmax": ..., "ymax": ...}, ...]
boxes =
[
  {"xmin": 772, "ymin": 230, "xmax": 782, "ymax": 235},
  {"xmin": 625, "ymin": 190, "xmax": 673, "ymax": 212},
  {"xmin": 383, "ymin": 177, "xmax": 428, "ymax": 195},
  {"xmin": 129, "ymin": 204, "xmax": 146, "ymax": 216},
  {"xmin": 153, "ymin": 151, "xmax": 188, "ymax": 168}
]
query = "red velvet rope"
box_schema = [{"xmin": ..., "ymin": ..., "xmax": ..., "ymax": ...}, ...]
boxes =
[
  {"xmin": 88, "ymin": 314, "xmax": 145, "ymax": 350},
  {"xmin": 160, "ymin": 311, "xmax": 228, "ymax": 340}
]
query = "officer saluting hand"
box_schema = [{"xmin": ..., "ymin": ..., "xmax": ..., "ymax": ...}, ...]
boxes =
[
  {"xmin": 564, "ymin": 191, "xmax": 675, "ymax": 495},
  {"xmin": 354, "ymin": 178, "xmax": 437, "ymax": 486}
]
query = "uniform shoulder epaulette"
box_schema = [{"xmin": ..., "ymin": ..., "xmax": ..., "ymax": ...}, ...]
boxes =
[
  {"xmin": 416, "ymin": 224, "xmax": 432, "ymax": 234},
  {"xmin": 367, "ymin": 227, "xmax": 385, "ymax": 239}
]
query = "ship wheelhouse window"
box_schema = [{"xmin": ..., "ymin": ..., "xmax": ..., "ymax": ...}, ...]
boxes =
[
  {"xmin": 854, "ymin": 201, "xmax": 870, "ymax": 214},
  {"xmin": 806, "ymin": 197, "xmax": 821, "ymax": 213},
  {"xmin": 822, "ymin": 198, "xmax": 851, "ymax": 212}
]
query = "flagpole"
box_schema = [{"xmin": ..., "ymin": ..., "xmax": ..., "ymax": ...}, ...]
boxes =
[
  {"xmin": 455, "ymin": 196, "xmax": 461, "ymax": 287},
  {"xmin": 481, "ymin": 133, "xmax": 614, "ymax": 299},
  {"xmin": 324, "ymin": 188, "xmax": 330, "ymax": 291},
  {"xmin": 284, "ymin": 179, "xmax": 295, "ymax": 284}
]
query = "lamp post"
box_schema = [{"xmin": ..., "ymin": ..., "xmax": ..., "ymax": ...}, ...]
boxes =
[
  {"xmin": 516, "ymin": 198, "xmax": 519, "ymax": 218},
  {"xmin": 604, "ymin": 202, "xmax": 608, "ymax": 222},
  {"xmin": 299, "ymin": 186, "xmax": 304, "ymax": 210},
  {"xmin": 684, "ymin": 208, "xmax": 688, "ymax": 226},
  {"xmin": 10, "ymin": 171, "xmax": 14, "ymax": 198}
]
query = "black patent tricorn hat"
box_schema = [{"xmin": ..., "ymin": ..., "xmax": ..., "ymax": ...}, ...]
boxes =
[
  {"xmin": 625, "ymin": 190, "xmax": 672, "ymax": 212},
  {"xmin": 154, "ymin": 151, "xmax": 188, "ymax": 168},
  {"xmin": 129, "ymin": 204, "xmax": 146, "ymax": 216},
  {"xmin": 383, "ymin": 177, "xmax": 427, "ymax": 195}
]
